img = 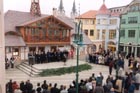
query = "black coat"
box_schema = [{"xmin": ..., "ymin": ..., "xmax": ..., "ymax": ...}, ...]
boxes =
[
  {"xmin": 20, "ymin": 82, "xmax": 25, "ymax": 92},
  {"xmin": 51, "ymin": 87, "xmax": 60, "ymax": 93}
]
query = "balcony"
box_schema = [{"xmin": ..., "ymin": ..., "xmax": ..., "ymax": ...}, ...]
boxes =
[{"xmin": 25, "ymin": 36, "xmax": 70, "ymax": 43}]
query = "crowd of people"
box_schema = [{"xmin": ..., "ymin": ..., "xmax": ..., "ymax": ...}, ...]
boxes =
[
  {"xmin": 28, "ymin": 49, "xmax": 74, "ymax": 65},
  {"xmin": 5, "ymin": 55, "xmax": 16, "ymax": 69},
  {"xmin": 6, "ymin": 49, "xmax": 140, "ymax": 93},
  {"xmin": 6, "ymin": 67, "xmax": 140, "ymax": 93}
]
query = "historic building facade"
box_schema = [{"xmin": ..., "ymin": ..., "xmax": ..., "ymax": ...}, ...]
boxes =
[
  {"xmin": 76, "ymin": 0, "xmax": 126, "ymax": 53},
  {"xmin": 96, "ymin": 1, "xmax": 122, "ymax": 52},
  {"xmin": 120, "ymin": 0, "xmax": 140, "ymax": 57},
  {"xmin": 5, "ymin": 0, "xmax": 72, "ymax": 60},
  {"xmin": 75, "ymin": 10, "xmax": 98, "ymax": 53},
  {"xmin": 5, "ymin": 0, "xmax": 92, "ymax": 60}
]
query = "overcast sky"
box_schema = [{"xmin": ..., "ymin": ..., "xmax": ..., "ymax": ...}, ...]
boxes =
[{"xmin": 4, "ymin": 0, "xmax": 132, "ymax": 16}]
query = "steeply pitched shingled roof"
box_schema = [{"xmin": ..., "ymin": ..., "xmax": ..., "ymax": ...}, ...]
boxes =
[
  {"xmin": 5, "ymin": 35, "xmax": 26, "ymax": 47},
  {"xmin": 4, "ymin": 10, "xmax": 48, "ymax": 33},
  {"xmin": 4, "ymin": 10, "xmax": 93, "ymax": 45},
  {"xmin": 97, "ymin": 4, "xmax": 110, "ymax": 15}
]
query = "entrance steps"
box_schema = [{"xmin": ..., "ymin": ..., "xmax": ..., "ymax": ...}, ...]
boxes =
[{"xmin": 16, "ymin": 62, "xmax": 42, "ymax": 77}]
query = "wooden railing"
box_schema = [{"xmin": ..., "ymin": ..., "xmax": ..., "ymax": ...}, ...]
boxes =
[{"xmin": 25, "ymin": 36, "xmax": 70, "ymax": 43}]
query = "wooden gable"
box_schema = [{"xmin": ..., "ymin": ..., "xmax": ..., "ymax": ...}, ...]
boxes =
[
  {"xmin": 18, "ymin": 15, "xmax": 72, "ymax": 45},
  {"xmin": 22, "ymin": 15, "xmax": 73, "ymax": 29}
]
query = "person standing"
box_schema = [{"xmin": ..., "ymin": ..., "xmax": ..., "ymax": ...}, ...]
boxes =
[
  {"xmin": 63, "ymin": 53, "xmax": 67, "ymax": 65},
  {"xmin": 135, "ymin": 71, "xmax": 140, "ymax": 93},
  {"xmin": 5, "ymin": 56, "xmax": 9, "ymax": 69},
  {"xmin": 36, "ymin": 83, "xmax": 41, "ymax": 93},
  {"xmin": 60, "ymin": 85, "xmax": 68, "ymax": 93},
  {"xmin": 109, "ymin": 59, "xmax": 114, "ymax": 75},
  {"xmin": 12, "ymin": 81, "xmax": 19, "ymax": 93},
  {"xmin": 10, "ymin": 56, "xmax": 15, "ymax": 68},
  {"xmin": 6, "ymin": 79, "xmax": 13, "ymax": 93},
  {"xmin": 128, "ymin": 81, "xmax": 135, "ymax": 93},
  {"xmin": 51, "ymin": 83, "xmax": 60, "ymax": 93},
  {"xmin": 28, "ymin": 51, "xmax": 34, "ymax": 65},
  {"xmin": 94, "ymin": 83, "xmax": 104, "ymax": 93},
  {"xmin": 20, "ymin": 81, "xmax": 25, "ymax": 93},
  {"xmin": 25, "ymin": 80, "xmax": 33, "ymax": 93},
  {"xmin": 41, "ymin": 80, "xmax": 48, "ymax": 93}
]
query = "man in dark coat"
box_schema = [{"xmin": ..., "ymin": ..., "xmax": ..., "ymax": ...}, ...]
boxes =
[
  {"xmin": 50, "ymin": 83, "xmax": 60, "ymax": 93},
  {"xmin": 46, "ymin": 50, "xmax": 50, "ymax": 62},
  {"xmin": 6, "ymin": 79, "xmax": 13, "ymax": 93},
  {"xmin": 20, "ymin": 81, "xmax": 25, "ymax": 93},
  {"xmin": 41, "ymin": 80, "xmax": 48, "ymax": 93},
  {"xmin": 25, "ymin": 80, "xmax": 33, "ymax": 93}
]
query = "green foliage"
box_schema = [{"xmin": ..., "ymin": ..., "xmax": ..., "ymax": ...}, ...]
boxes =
[{"xmin": 39, "ymin": 64, "xmax": 92, "ymax": 77}]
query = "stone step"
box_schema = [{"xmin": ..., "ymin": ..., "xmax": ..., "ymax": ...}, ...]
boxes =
[
  {"xmin": 16, "ymin": 63, "xmax": 42, "ymax": 77},
  {"xmin": 17, "ymin": 65, "xmax": 38, "ymax": 77},
  {"xmin": 22, "ymin": 62, "xmax": 42, "ymax": 72}
]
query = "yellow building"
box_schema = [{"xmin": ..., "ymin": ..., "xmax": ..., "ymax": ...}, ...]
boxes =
[{"xmin": 76, "ymin": 10, "xmax": 99, "ymax": 53}]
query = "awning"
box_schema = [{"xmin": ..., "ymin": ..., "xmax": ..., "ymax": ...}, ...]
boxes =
[
  {"xmin": 5, "ymin": 35, "xmax": 26, "ymax": 47},
  {"xmin": 108, "ymin": 44, "xmax": 116, "ymax": 47}
]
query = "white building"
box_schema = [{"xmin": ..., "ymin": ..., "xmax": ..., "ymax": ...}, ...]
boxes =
[{"xmin": 96, "ymin": 1, "xmax": 122, "ymax": 52}]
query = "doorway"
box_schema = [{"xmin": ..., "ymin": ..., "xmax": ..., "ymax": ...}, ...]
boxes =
[
  {"xmin": 29, "ymin": 47, "xmax": 36, "ymax": 52},
  {"xmin": 38, "ymin": 47, "xmax": 45, "ymax": 52},
  {"xmin": 51, "ymin": 46, "xmax": 57, "ymax": 52}
]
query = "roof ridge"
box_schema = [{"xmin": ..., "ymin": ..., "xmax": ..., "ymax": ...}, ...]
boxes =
[{"xmin": 97, "ymin": 3, "xmax": 110, "ymax": 15}]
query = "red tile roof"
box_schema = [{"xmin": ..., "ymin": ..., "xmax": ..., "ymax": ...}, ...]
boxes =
[
  {"xmin": 76, "ymin": 10, "xmax": 97, "ymax": 19},
  {"xmin": 97, "ymin": 4, "xmax": 110, "ymax": 15}
]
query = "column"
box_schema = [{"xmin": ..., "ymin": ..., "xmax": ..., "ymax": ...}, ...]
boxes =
[
  {"xmin": 99, "ymin": 29, "xmax": 102, "ymax": 40},
  {"xmin": 124, "ymin": 46, "xmax": 126, "ymax": 52},
  {"xmin": 126, "ymin": 46, "xmax": 128, "ymax": 56},
  {"xmin": 135, "ymin": 47, "xmax": 137, "ymax": 57},
  {"xmin": 0, "ymin": 0, "xmax": 5, "ymax": 92},
  {"xmin": 132, "ymin": 46, "xmax": 134, "ymax": 53},
  {"xmin": 105, "ymin": 29, "xmax": 109, "ymax": 50}
]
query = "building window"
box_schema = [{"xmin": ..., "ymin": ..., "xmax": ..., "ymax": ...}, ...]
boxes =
[
  {"xmin": 120, "ymin": 30, "xmax": 125, "ymax": 37},
  {"xmin": 102, "ymin": 19, "xmax": 107, "ymax": 25},
  {"xmin": 97, "ymin": 30, "xmax": 100, "ymax": 39},
  {"xmin": 42, "ymin": 28, "xmax": 46, "ymax": 38},
  {"xmin": 129, "ymin": 4, "xmax": 140, "ymax": 12},
  {"xmin": 91, "ymin": 20, "xmax": 94, "ymax": 24},
  {"xmin": 84, "ymin": 29, "xmax": 88, "ymax": 35},
  {"xmin": 90, "ymin": 30, "xmax": 94, "ymax": 36},
  {"xmin": 110, "ymin": 19, "xmax": 117, "ymax": 25},
  {"xmin": 128, "ymin": 30, "xmax": 135, "ymax": 37},
  {"xmin": 62, "ymin": 30, "xmax": 67, "ymax": 37},
  {"xmin": 84, "ymin": 20, "xmax": 89, "ymax": 25},
  {"xmin": 8, "ymin": 47, "xmax": 12, "ymax": 53},
  {"xmin": 54, "ymin": 30, "xmax": 60, "ymax": 36},
  {"xmin": 13, "ymin": 48, "xmax": 19, "ymax": 56},
  {"xmin": 97, "ymin": 19, "xmax": 100, "ymax": 24},
  {"xmin": 48, "ymin": 29, "xmax": 54, "ymax": 37},
  {"xmin": 128, "ymin": 17, "xmax": 138, "ymax": 24},
  {"xmin": 102, "ymin": 30, "xmax": 106, "ymax": 40},
  {"xmin": 121, "ymin": 19, "xmax": 126, "ymax": 24},
  {"xmin": 109, "ymin": 30, "xmax": 116, "ymax": 39}
]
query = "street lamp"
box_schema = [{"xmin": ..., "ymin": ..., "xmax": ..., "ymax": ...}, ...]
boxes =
[
  {"xmin": 116, "ymin": 15, "xmax": 122, "ymax": 78},
  {"xmin": 73, "ymin": 20, "xmax": 83, "ymax": 93}
]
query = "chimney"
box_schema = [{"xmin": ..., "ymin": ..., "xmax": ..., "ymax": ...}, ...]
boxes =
[{"xmin": 53, "ymin": 8, "xmax": 58, "ymax": 16}]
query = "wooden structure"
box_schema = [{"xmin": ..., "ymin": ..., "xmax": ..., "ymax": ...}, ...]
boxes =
[{"xmin": 17, "ymin": 15, "xmax": 72, "ymax": 52}]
